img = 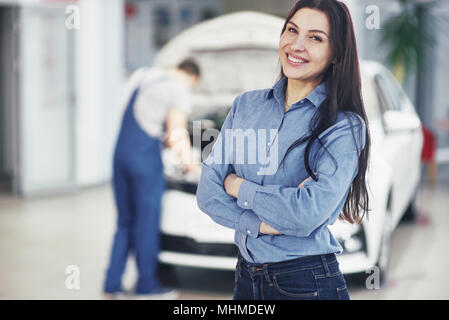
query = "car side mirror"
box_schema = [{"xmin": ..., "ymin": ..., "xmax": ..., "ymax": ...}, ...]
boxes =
[{"xmin": 383, "ymin": 110, "xmax": 421, "ymax": 134}]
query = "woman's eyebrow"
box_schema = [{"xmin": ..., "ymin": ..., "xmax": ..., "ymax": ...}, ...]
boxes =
[
  {"xmin": 287, "ymin": 21, "xmax": 329, "ymax": 37},
  {"xmin": 309, "ymin": 29, "xmax": 328, "ymax": 37}
]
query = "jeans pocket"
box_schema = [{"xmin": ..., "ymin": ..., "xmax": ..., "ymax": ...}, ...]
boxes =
[
  {"xmin": 313, "ymin": 263, "xmax": 349, "ymax": 300},
  {"xmin": 336, "ymin": 285, "xmax": 350, "ymax": 300},
  {"xmin": 272, "ymin": 273, "xmax": 318, "ymax": 299}
]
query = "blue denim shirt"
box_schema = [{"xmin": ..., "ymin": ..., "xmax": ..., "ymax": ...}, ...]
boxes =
[{"xmin": 196, "ymin": 76, "xmax": 366, "ymax": 263}]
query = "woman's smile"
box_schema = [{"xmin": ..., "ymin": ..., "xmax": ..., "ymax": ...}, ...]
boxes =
[{"xmin": 286, "ymin": 53, "xmax": 310, "ymax": 66}]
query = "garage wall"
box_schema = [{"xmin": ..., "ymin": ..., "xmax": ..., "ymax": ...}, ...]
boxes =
[
  {"xmin": 75, "ymin": 0, "xmax": 125, "ymax": 186},
  {"xmin": 430, "ymin": 1, "xmax": 449, "ymax": 154},
  {"xmin": 222, "ymin": 0, "xmax": 294, "ymax": 17}
]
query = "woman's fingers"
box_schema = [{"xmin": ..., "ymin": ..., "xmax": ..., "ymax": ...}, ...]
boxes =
[
  {"xmin": 298, "ymin": 176, "xmax": 312, "ymax": 188},
  {"xmin": 259, "ymin": 221, "xmax": 282, "ymax": 235}
]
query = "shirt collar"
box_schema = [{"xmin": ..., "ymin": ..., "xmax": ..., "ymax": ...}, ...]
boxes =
[{"xmin": 265, "ymin": 76, "xmax": 327, "ymax": 109}]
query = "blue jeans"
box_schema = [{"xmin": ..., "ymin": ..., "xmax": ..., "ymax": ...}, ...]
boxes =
[{"xmin": 233, "ymin": 253, "xmax": 350, "ymax": 300}]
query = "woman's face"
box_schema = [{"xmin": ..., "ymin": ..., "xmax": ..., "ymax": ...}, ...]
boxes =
[{"xmin": 279, "ymin": 8, "xmax": 333, "ymax": 83}]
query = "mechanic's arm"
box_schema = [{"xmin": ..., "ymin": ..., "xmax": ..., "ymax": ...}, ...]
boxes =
[
  {"xmin": 165, "ymin": 108, "xmax": 198, "ymax": 172},
  {"xmin": 196, "ymin": 96, "xmax": 263, "ymax": 237}
]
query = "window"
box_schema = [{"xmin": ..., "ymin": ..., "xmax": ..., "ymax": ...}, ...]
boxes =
[
  {"xmin": 180, "ymin": 7, "xmax": 193, "ymax": 24},
  {"xmin": 199, "ymin": 8, "xmax": 217, "ymax": 22},
  {"xmin": 153, "ymin": 6, "xmax": 171, "ymax": 47},
  {"xmin": 374, "ymin": 73, "xmax": 402, "ymax": 112},
  {"xmin": 361, "ymin": 75, "xmax": 382, "ymax": 121}
]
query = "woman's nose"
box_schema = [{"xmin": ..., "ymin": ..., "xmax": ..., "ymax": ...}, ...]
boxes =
[{"xmin": 290, "ymin": 36, "xmax": 306, "ymax": 51}]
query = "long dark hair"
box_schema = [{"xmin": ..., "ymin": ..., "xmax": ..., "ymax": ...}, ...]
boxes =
[{"xmin": 279, "ymin": 0, "xmax": 371, "ymax": 224}]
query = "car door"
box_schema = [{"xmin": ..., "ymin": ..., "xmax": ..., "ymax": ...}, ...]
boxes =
[{"xmin": 374, "ymin": 72, "xmax": 422, "ymax": 225}]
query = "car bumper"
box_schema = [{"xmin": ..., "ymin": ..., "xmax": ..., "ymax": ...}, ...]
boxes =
[
  {"xmin": 160, "ymin": 190, "xmax": 373, "ymax": 274},
  {"xmin": 159, "ymin": 252, "xmax": 238, "ymax": 270},
  {"xmin": 159, "ymin": 233, "xmax": 373, "ymax": 274}
]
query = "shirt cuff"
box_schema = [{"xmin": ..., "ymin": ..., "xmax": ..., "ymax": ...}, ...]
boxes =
[
  {"xmin": 237, "ymin": 179, "xmax": 259, "ymax": 210},
  {"xmin": 238, "ymin": 210, "xmax": 261, "ymax": 239}
]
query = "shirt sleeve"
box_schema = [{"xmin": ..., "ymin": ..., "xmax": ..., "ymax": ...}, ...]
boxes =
[
  {"xmin": 170, "ymin": 81, "xmax": 192, "ymax": 114},
  {"xmin": 121, "ymin": 67, "xmax": 148, "ymax": 112},
  {"xmin": 196, "ymin": 96, "xmax": 262, "ymax": 238},
  {"xmin": 236, "ymin": 115, "xmax": 366, "ymax": 237}
]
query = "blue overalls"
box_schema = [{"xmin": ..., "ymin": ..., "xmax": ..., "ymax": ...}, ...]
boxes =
[{"xmin": 104, "ymin": 83, "xmax": 166, "ymax": 294}]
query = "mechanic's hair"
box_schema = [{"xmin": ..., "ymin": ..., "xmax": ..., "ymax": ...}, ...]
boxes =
[
  {"xmin": 177, "ymin": 58, "xmax": 201, "ymax": 77},
  {"xmin": 279, "ymin": 0, "xmax": 371, "ymax": 224}
]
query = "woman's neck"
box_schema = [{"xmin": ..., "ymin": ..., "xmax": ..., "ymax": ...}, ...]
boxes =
[{"xmin": 284, "ymin": 78, "xmax": 320, "ymax": 112}]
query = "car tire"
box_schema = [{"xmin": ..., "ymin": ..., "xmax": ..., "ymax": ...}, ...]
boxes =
[
  {"xmin": 157, "ymin": 263, "xmax": 179, "ymax": 287},
  {"xmin": 400, "ymin": 191, "xmax": 418, "ymax": 223},
  {"xmin": 376, "ymin": 202, "xmax": 393, "ymax": 288}
]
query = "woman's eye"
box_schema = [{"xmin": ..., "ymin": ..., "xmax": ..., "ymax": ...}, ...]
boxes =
[
  {"xmin": 288, "ymin": 27, "xmax": 297, "ymax": 33},
  {"xmin": 311, "ymin": 35, "xmax": 322, "ymax": 42}
]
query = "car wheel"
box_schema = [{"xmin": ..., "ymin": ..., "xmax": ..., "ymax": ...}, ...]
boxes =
[
  {"xmin": 376, "ymin": 204, "xmax": 393, "ymax": 287},
  {"xmin": 157, "ymin": 263, "xmax": 179, "ymax": 287},
  {"xmin": 400, "ymin": 191, "xmax": 418, "ymax": 223}
]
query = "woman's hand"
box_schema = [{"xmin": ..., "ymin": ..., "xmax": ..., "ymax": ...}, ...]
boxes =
[
  {"xmin": 226, "ymin": 175, "xmax": 312, "ymax": 236},
  {"xmin": 259, "ymin": 221, "xmax": 282, "ymax": 235},
  {"xmin": 298, "ymin": 176, "xmax": 312, "ymax": 188},
  {"xmin": 224, "ymin": 173, "xmax": 245, "ymax": 198},
  {"xmin": 259, "ymin": 177, "xmax": 311, "ymax": 236}
]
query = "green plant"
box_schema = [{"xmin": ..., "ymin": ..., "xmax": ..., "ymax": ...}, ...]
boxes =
[{"xmin": 380, "ymin": 0, "xmax": 436, "ymax": 85}]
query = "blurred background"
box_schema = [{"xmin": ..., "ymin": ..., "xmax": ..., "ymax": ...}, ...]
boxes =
[{"xmin": 0, "ymin": 0, "xmax": 448, "ymax": 299}]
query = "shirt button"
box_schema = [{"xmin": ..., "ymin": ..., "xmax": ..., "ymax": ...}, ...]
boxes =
[
  {"xmin": 267, "ymin": 142, "xmax": 271, "ymax": 146},
  {"xmin": 247, "ymin": 230, "xmax": 251, "ymax": 235},
  {"xmin": 244, "ymin": 201, "xmax": 248, "ymax": 206}
]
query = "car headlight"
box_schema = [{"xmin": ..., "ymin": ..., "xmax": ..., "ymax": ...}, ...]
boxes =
[
  {"xmin": 340, "ymin": 225, "xmax": 367, "ymax": 254},
  {"xmin": 330, "ymin": 221, "xmax": 367, "ymax": 254},
  {"xmin": 343, "ymin": 234, "xmax": 364, "ymax": 253}
]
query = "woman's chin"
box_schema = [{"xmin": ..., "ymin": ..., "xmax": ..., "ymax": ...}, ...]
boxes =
[
  {"xmin": 283, "ymin": 71, "xmax": 308, "ymax": 81},
  {"xmin": 282, "ymin": 66, "xmax": 325, "ymax": 83}
]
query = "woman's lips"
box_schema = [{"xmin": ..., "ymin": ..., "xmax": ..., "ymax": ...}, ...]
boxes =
[{"xmin": 286, "ymin": 53, "xmax": 309, "ymax": 66}]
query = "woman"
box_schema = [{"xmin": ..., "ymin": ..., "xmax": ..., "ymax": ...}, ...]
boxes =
[{"xmin": 197, "ymin": 0, "xmax": 370, "ymax": 300}]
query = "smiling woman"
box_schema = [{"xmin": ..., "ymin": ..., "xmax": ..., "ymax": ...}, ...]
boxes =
[
  {"xmin": 196, "ymin": 0, "xmax": 371, "ymax": 300},
  {"xmin": 277, "ymin": 0, "xmax": 371, "ymax": 226}
]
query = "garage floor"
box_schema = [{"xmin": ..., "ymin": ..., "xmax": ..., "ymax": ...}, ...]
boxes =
[{"xmin": 1, "ymin": 164, "xmax": 448, "ymax": 300}]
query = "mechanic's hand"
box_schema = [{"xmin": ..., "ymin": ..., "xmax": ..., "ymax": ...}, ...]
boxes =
[{"xmin": 183, "ymin": 162, "xmax": 201, "ymax": 175}]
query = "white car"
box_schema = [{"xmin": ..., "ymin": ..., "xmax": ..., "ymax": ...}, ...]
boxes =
[{"xmin": 154, "ymin": 12, "xmax": 423, "ymax": 280}]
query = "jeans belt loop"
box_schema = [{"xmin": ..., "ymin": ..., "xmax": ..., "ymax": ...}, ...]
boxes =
[
  {"xmin": 321, "ymin": 255, "xmax": 332, "ymax": 277},
  {"xmin": 263, "ymin": 264, "xmax": 272, "ymax": 284}
]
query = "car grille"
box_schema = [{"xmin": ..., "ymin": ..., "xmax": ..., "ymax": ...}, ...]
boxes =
[
  {"xmin": 166, "ymin": 178, "xmax": 197, "ymax": 194},
  {"xmin": 161, "ymin": 234, "xmax": 238, "ymax": 257}
]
